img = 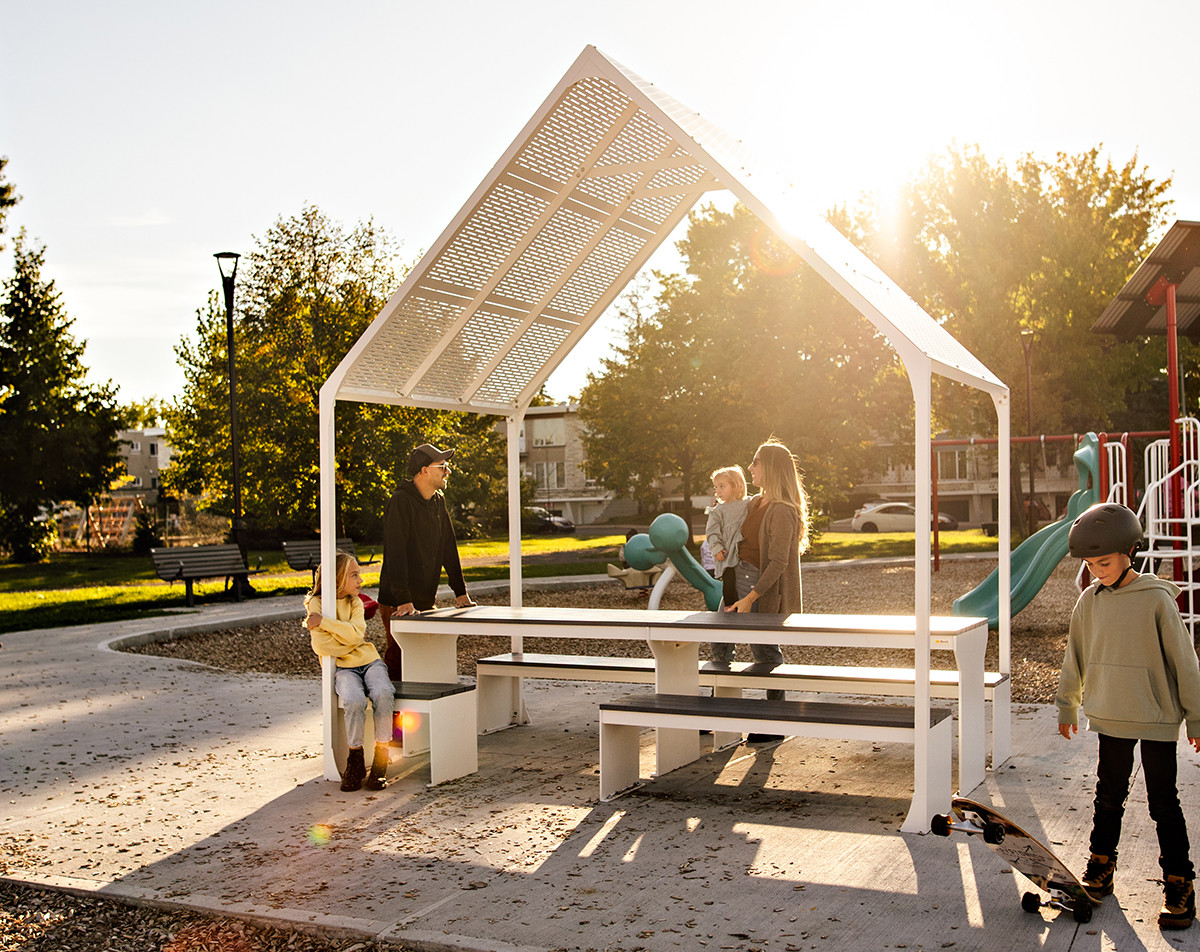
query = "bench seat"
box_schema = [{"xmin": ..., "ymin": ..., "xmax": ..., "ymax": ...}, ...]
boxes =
[
  {"xmin": 328, "ymin": 675, "xmax": 477, "ymax": 786},
  {"xmin": 476, "ymin": 652, "xmax": 1008, "ymax": 766},
  {"xmin": 598, "ymin": 692, "xmax": 953, "ymax": 810},
  {"xmin": 282, "ymin": 538, "xmax": 378, "ymax": 584},
  {"xmin": 149, "ymin": 544, "xmax": 262, "ymax": 606}
]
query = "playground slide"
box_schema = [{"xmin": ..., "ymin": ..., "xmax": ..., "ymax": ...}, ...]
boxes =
[{"xmin": 952, "ymin": 433, "xmax": 1100, "ymax": 629}]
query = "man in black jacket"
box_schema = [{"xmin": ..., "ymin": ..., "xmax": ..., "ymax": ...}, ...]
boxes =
[{"xmin": 378, "ymin": 443, "xmax": 476, "ymax": 680}]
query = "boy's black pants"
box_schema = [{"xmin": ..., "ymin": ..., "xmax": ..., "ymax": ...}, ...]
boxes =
[{"xmin": 1091, "ymin": 733, "xmax": 1194, "ymax": 878}]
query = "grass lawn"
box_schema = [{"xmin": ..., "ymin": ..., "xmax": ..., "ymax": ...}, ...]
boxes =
[{"xmin": 0, "ymin": 529, "xmax": 1002, "ymax": 633}]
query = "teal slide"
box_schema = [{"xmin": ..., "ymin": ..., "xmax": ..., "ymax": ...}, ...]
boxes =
[{"xmin": 952, "ymin": 433, "xmax": 1100, "ymax": 628}]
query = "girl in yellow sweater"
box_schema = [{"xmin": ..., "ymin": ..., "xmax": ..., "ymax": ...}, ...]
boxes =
[{"xmin": 306, "ymin": 552, "xmax": 394, "ymax": 791}]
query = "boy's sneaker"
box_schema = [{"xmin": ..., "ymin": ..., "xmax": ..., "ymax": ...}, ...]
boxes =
[
  {"xmin": 1159, "ymin": 875, "xmax": 1195, "ymax": 930},
  {"xmin": 1082, "ymin": 853, "xmax": 1116, "ymax": 897}
]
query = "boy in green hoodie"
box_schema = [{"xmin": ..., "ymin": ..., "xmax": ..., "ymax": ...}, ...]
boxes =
[{"xmin": 1056, "ymin": 503, "xmax": 1200, "ymax": 930}]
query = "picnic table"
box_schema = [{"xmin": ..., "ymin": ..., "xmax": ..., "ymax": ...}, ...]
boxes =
[{"xmin": 383, "ymin": 606, "xmax": 989, "ymax": 832}]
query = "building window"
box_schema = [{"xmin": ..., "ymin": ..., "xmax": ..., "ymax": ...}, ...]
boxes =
[
  {"xmin": 534, "ymin": 461, "xmax": 565, "ymax": 489},
  {"xmin": 530, "ymin": 417, "xmax": 565, "ymax": 447},
  {"xmin": 151, "ymin": 477, "xmax": 158, "ymax": 489},
  {"xmin": 149, "ymin": 442, "xmax": 157, "ymax": 457},
  {"xmin": 129, "ymin": 441, "xmax": 141, "ymax": 453},
  {"xmin": 936, "ymin": 449, "xmax": 968, "ymax": 480},
  {"xmin": 132, "ymin": 476, "xmax": 143, "ymax": 487}
]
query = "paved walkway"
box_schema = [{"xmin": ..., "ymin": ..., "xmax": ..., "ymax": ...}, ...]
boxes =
[{"xmin": 3, "ymin": 585, "xmax": 1199, "ymax": 952}]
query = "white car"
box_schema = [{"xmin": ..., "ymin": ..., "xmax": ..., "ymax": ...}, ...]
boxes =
[{"xmin": 850, "ymin": 502, "xmax": 959, "ymax": 533}]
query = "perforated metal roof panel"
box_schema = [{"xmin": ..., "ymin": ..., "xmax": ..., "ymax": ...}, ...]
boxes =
[{"xmin": 327, "ymin": 46, "xmax": 1006, "ymax": 414}]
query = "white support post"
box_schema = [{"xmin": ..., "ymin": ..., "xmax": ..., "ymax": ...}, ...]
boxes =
[
  {"xmin": 318, "ymin": 382, "xmax": 340, "ymax": 782},
  {"xmin": 505, "ymin": 413, "xmax": 529, "ymax": 728},
  {"xmin": 993, "ymin": 390, "xmax": 1013, "ymax": 765},
  {"xmin": 903, "ymin": 359, "xmax": 938, "ymax": 832}
]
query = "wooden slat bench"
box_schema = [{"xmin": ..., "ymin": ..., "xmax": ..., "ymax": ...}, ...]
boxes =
[
  {"xmin": 149, "ymin": 544, "xmax": 262, "ymax": 607},
  {"xmin": 598, "ymin": 693, "xmax": 953, "ymax": 809},
  {"xmin": 475, "ymin": 652, "xmax": 1009, "ymax": 768},
  {"xmin": 282, "ymin": 538, "xmax": 378, "ymax": 584},
  {"xmin": 322, "ymin": 660, "xmax": 477, "ymax": 787}
]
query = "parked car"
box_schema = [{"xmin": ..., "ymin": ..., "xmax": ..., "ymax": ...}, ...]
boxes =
[
  {"xmin": 523, "ymin": 506, "xmax": 575, "ymax": 534},
  {"xmin": 850, "ymin": 502, "xmax": 959, "ymax": 533}
]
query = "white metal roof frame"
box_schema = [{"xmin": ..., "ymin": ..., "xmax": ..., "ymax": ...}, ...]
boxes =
[{"xmin": 317, "ymin": 46, "xmax": 1012, "ymax": 825}]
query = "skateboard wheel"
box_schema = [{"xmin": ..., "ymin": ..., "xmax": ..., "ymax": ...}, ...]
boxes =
[
  {"xmin": 983, "ymin": 822, "xmax": 1005, "ymax": 845},
  {"xmin": 930, "ymin": 814, "xmax": 951, "ymax": 837},
  {"xmin": 1022, "ymin": 892, "xmax": 1041, "ymax": 914},
  {"xmin": 1072, "ymin": 901, "xmax": 1093, "ymax": 924}
]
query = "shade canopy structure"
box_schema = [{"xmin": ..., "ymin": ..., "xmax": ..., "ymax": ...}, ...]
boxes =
[
  {"xmin": 1093, "ymin": 219, "xmax": 1200, "ymax": 524},
  {"xmin": 1093, "ymin": 220, "xmax": 1200, "ymax": 343},
  {"xmin": 317, "ymin": 45, "xmax": 1011, "ymax": 829}
]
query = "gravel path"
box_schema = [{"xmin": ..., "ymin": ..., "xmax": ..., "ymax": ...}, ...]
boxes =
[{"xmin": 3, "ymin": 557, "xmax": 1096, "ymax": 951}]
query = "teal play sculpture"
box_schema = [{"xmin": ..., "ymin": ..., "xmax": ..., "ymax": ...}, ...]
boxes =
[
  {"xmin": 623, "ymin": 513, "xmax": 724, "ymax": 611},
  {"xmin": 953, "ymin": 432, "xmax": 1100, "ymax": 628}
]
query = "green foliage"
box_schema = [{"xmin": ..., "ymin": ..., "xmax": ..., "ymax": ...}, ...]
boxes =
[
  {"xmin": 857, "ymin": 145, "xmax": 1178, "ymax": 436},
  {"xmin": 0, "ymin": 235, "xmax": 128, "ymax": 561},
  {"xmin": 579, "ymin": 206, "xmax": 894, "ymax": 515},
  {"xmin": 164, "ymin": 205, "xmax": 510, "ymax": 541},
  {"xmin": 0, "ymin": 156, "xmax": 18, "ymax": 252}
]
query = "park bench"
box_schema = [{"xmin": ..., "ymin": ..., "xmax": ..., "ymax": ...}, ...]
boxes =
[
  {"xmin": 606, "ymin": 562, "xmax": 664, "ymax": 591},
  {"xmin": 321, "ymin": 656, "xmax": 477, "ymax": 787},
  {"xmin": 281, "ymin": 537, "xmax": 378, "ymax": 584},
  {"xmin": 475, "ymin": 652, "xmax": 1009, "ymax": 768},
  {"xmin": 149, "ymin": 544, "xmax": 263, "ymax": 607},
  {"xmin": 598, "ymin": 692, "xmax": 953, "ymax": 803}
]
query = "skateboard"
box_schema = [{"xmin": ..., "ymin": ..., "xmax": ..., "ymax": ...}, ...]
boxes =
[{"xmin": 931, "ymin": 797, "xmax": 1100, "ymax": 923}]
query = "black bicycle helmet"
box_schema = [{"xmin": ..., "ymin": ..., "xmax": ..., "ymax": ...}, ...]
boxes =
[{"xmin": 1067, "ymin": 503, "xmax": 1143, "ymax": 559}]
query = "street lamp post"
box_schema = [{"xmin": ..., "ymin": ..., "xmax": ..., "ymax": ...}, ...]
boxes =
[
  {"xmin": 1021, "ymin": 330, "xmax": 1036, "ymax": 532},
  {"xmin": 214, "ymin": 252, "xmax": 247, "ymax": 567}
]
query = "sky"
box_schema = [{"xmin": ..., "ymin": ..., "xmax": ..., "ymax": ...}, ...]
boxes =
[{"xmin": 3, "ymin": 0, "xmax": 1200, "ymax": 407}]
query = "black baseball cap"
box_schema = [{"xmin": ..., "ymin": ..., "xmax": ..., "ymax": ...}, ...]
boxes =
[{"xmin": 408, "ymin": 443, "xmax": 455, "ymax": 476}]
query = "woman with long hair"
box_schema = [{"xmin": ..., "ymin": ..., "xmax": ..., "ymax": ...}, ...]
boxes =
[{"xmin": 723, "ymin": 439, "xmax": 809, "ymax": 734}]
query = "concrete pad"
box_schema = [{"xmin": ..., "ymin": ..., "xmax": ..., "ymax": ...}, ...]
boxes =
[{"xmin": 3, "ymin": 597, "xmax": 1200, "ymax": 951}]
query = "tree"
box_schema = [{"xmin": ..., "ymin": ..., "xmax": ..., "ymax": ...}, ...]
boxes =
[
  {"xmin": 580, "ymin": 205, "xmax": 898, "ymax": 519},
  {"xmin": 858, "ymin": 146, "xmax": 1177, "ymax": 438},
  {"xmin": 165, "ymin": 205, "xmax": 510, "ymax": 541},
  {"xmin": 0, "ymin": 156, "xmax": 18, "ymax": 252},
  {"xmin": 0, "ymin": 235, "xmax": 128, "ymax": 560}
]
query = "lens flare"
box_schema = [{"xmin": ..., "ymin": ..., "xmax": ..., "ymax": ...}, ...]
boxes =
[
  {"xmin": 399, "ymin": 709, "xmax": 423, "ymax": 732},
  {"xmin": 749, "ymin": 224, "xmax": 800, "ymax": 276},
  {"xmin": 307, "ymin": 824, "xmax": 332, "ymax": 846}
]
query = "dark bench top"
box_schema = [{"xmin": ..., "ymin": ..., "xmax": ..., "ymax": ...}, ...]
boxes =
[
  {"xmin": 390, "ymin": 681, "xmax": 475, "ymax": 701},
  {"xmin": 149, "ymin": 544, "xmax": 252, "ymax": 581},
  {"xmin": 600, "ymin": 693, "xmax": 953, "ymax": 728},
  {"xmin": 411, "ymin": 606, "xmax": 987, "ymax": 636},
  {"xmin": 477, "ymin": 653, "xmax": 1008, "ymax": 687}
]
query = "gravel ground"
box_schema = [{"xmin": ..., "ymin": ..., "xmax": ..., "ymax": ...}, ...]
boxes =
[{"xmin": 5, "ymin": 557, "xmax": 1096, "ymax": 951}]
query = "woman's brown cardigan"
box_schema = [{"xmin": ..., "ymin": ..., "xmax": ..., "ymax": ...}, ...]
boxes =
[{"xmin": 747, "ymin": 496, "xmax": 803, "ymax": 614}]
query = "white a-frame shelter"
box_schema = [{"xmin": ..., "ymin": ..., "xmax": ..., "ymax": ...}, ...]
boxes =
[{"xmin": 318, "ymin": 46, "xmax": 1011, "ymax": 825}]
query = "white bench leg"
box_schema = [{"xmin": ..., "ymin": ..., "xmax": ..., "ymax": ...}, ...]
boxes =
[
  {"xmin": 990, "ymin": 678, "xmax": 1012, "ymax": 767},
  {"xmin": 476, "ymin": 673, "xmax": 528, "ymax": 733},
  {"xmin": 400, "ymin": 704, "xmax": 431, "ymax": 756},
  {"xmin": 600, "ymin": 721, "xmax": 642, "ymax": 799},
  {"xmin": 901, "ymin": 715, "xmax": 952, "ymax": 834},
  {"xmin": 712, "ymin": 685, "xmax": 743, "ymax": 749},
  {"xmin": 428, "ymin": 691, "xmax": 478, "ymax": 785}
]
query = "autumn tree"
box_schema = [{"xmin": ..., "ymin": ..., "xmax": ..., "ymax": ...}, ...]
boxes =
[
  {"xmin": 165, "ymin": 205, "xmax": 508, "ymax": 541},
  {"xmin": 860, "ymin": 145, "xmax": 1178, "ymax": 438},
  {"xmin": 580, "ymin": 205, "xmax": 899, "ymax": 518}
]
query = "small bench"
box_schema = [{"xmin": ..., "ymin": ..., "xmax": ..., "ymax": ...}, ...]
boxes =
[
  {"xmin": 475, "ymin": 652, "xmax": 1009, "ymax": 768},
  {"xmin": 323, "ymin": 663, "xmax": 477, "ymax": 787},
  {"xmin": 149, "ymin": 544, "xmax": 263, "ymax": 607},
  {"xmin": 606, "ymin": 563, "xmax": 664, "ymax": 591},
  {"xmin": 599, "ymin": 693, "xmax": 953, "ymax": 810},
  {"xmin": 282, "ymin": 538, "xmax": 378, "ymax": 585}
]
